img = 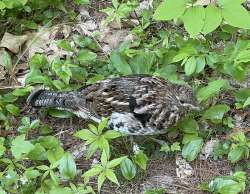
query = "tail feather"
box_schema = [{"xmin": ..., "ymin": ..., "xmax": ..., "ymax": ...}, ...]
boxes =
[{"xmin": 27, "ymin": 89, "xmax": 77, "ymax": 109}]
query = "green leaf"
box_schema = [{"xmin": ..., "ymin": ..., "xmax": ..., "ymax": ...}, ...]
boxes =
[
  {"xmin": 97, "ymin": 172, "xmax": 106, "ymax": 193},
  {"xmin": 197, "ymin": 79, "xmax": 229, "ymax": 102},
  {"xmin": 74, "ymin": 0, "xmax": 90, "ymax": 5},
  {"xmin": 49, "ymin": 187, "xmax": 74, "ymax": 194},
  {"xmin": 104, "ymin": 130, "xmax": 121, "ymax": 139},
  {"xmin": 195, "ymin": 56, "xmax": 206, "ymax": 73},
  {"xmin": 86, "ymin": 142, "xmax": 99, "ymax": 159},
  {"xmin": 101, "ymin": 150, "xmax": 108, "ymax": 166},
  {"xmin": 105, "ymin": 169, "xmax": 119, "ymax": 185},
  {"xmin": 59, "ymin": 152, "xmax": 77, "ymax": 180},
  {"xmin": 120, "ymin": 158, "xmax": 136, "ymax": 180},
  {"xmin": 228, "ymin": 146, "xmax": 246, "ymax": 163},
  {"xmin": 29, "ymin": 54, "xmax": 48, "ymax": 70},
  {"xmin": 178, "ymin": 117, "xmax": 199, "ymax": 134},
  {"xmin": 153, "ymin": 0, "xmax": 187, "ymax": 20},
  {"xmin": 27, "ymin": 143, "xmax": 47, "ymax": 161},
  {"xmin": 182, "ymin": 137, "xmax": 203, "ymax": 161},
  {"xmin": 110, "ymin": 51, "xmax": 132, "ymax": 75},
  {"xmin": 47, "ymin": 146, "xmax": 64, "ymax": 164},
  {"xmin": 38, "ymin": 136, "xmax": 60, "ymax": 149},
  {"xmin": 11, "ymin": 135, "xmax": 35, "ymax": 159},
  {"xmin": 77, "ymin": 49, "xmax": 97, "ymax": 63},
  {"xmin": 221, "ymin": 2, "xmax": 250, "ymax": 29},
  {"xmin": 24, "ymin": 168, "xmax": 41, "ymax": 179},
  {"xmin": 0, "ymin": 143, "xmax": 6, "ymax": 157},
  {"xmin": 74, "ymin": 129, "xmax": 96, "ymax": 140},
  {"xmin": 134, "ymin": 151, "xmax": 148, "ymax": 170},
  {"xmin": 12, "ymin": 87, "xmax": 32, "ymax": 96},
  {"xmin": 0, "ymin": 2, "xmax": 6, "ymax": 10},
  {"xmin": 57, "ymin": 40, "xmax": 73, "ymax": 52},
  {"xmin": 182, "ymin": 6, "xmax": 205, "ymax": 37},
  {"xmin": 98, "ymin": 118, "xmax": 109, "ymax": 133},
  {"xmin": 202, "ymin": 5, "xmax": 222, "ymax": 35},
  {"xmin": 107, "ymin": 156, "xmax": 127, "ymax": 168},
  {"xmin": 6, "ymin": 104, "xmax": 20, "ymax": 116},
  {"xmin": 171, "ymin": 142, "xmax": 181, "ymax": 152},
  {"xmin": 243, "ymin": 97, "xmax": 250, "ymax": 108},
  {"xmin": 235, "ymin": 88, "xmax": 250, "ymax": 103},
  {"xmin": 83, "ymin": 165, "xmax": 102, "ymax": 178},
  {"xmin": 203, "ymin": 104, "xmax": 230, "ymax": 124},
  {"xmin": 2, "ymin": 50, "xmax": 12, "ymax": 72},
  {"xmin": 184, "ymin": 57, "xmax": 196, "ymax": 76}
]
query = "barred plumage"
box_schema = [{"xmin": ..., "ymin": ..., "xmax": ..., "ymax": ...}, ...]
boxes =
[{"xmin": 27, "ymin": 74, "xmax": 200, "ymax": 135}]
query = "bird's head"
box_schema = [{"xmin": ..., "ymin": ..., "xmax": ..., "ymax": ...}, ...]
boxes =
[{"xmin": 174, "ymin": 84, "xmax": 201, "ymax": 112}]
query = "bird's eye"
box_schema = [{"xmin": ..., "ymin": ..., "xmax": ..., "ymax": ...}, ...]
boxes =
[{"xmin": 180, "ymin": 100, "xmax": 185, "ymax": 104}]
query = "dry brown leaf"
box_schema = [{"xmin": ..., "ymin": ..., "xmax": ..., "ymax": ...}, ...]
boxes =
[{"xmin": 0, "ymin": 32, "xmax": 29, "ymax": 54}]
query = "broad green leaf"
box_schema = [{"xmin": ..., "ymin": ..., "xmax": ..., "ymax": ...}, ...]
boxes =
[
  {"xmin": 182, "ymin": 137, "xmax": 203, "ymax": 161},
  {"xmin": 182, "ymin": 6, "xmax": 205, "ymax": 37},
  {"xmin": 202, "ymin": 5, "xmax": 222, "ymax": 35},
  {"xmin": 0, "ymin": 2, "xmax": 6, "ymax": 10},
  {"xmin": 243, "ymin": 97, "xmax": 250, "ymax": 108},
  {"xmin": 83, "ymin": 165, "xmax": 102, "ymax": 178},
  {"xmin": 27, "ymin": 143, "xmax": 47, "ymax": 161},
  {"xmin": 134, "ymin": 151, "xmax": 148, "ymax": 170},
  {"xmin": 57, "ymin": 40, "xmax": 73, "ymax": 52},
  {"xmin": 160, "ymin": 143, "xmax": 170, "ymax": 153},
  {"xmin": 49, "ymin": 187, "xmax": 74, "ymax": 194},
  {"xmin": 107, "ymin": 156, "xmax": 127, "ymax": 168},
  {"xmin": 235, "ymin": 88, "xmax": 250, "ymax": 103},
  {"xmin": 38, "ymin": 136, "xmax": 60, "ymax": 149},
  {"xmin": 197, "ymin": 79, "xmax": 229, "ymax": 102},
  {"xmin": 222, "ymin": 3, "xmax": 250, "ymax": 29},
  {"xmin": 171, "ymin": 142, "xmax": 181, "ymax": 152},
  {"xmin": 195, "ymin": 56, "xmax": 206, "ymax": 73},
  {"xmin": 110, "ymin": 51, "xmax": 132, "ymax": 75},
  {"xmin": 208, "ymin": 171, "xmax": 246, "ymax": 194},
  {"xmin": 2, "ymin": 50, "xmax": 12, "ymax": 72},
  {"xmin": 6, "ymin": 104, "xmax": 20, "ymax": 116},
  {"xmin": 228, "ymin": 146, "xmax": 246, "ymax": 163},
  {"xmin": 86, "ymin": 142, "xmax": 99, "ymax": 159},
  {"xmin": 120, "ymin": 158, "xmax": 136, "ymax": 180},
  {"xmin": 47, "ymin": 146, "xmax": 64, "ymax": 164},
  {"xmin": 77, "ymin": 49, "xmax": 97, "ymax": 63},
  {"xmin": 11, "ymin": 135, "xmax": 35, "ymax": 159},
  {"xmin": 24, "ymin": 169, "xmax": 41, "ymax": 179},
  {"xmin": 231, "ymin": 131, "xmax": 246, "ymax": 144},
  {"xmin": 0, "ymin": 143, "xmax": 6, "ymax": 157},
  {"xmin": 59, "ymin": 152, "xmax": 77, "ymax": 180},
  {"xmin": 29, "ymin": 54, "xmax": 48, "ymax": 70},
  {"xmin": 105, "ymin": 169, "xmax": 119, "ymax": 185},
  {"xmin": 184, "ymin": 57, "xmax": 196, "ymax": 76},
  {"xmin": 12, "ymin": 87, "xmax": 32, "ymax": 96},
  {"xmin": 178, "ymin": 117, "xmax": 199, "ymax": 134},
  {"xmin": 99, "ymin": 137, "xmax": 110, "ymax": 159},
  {"xmin": 101, "ymin": 151, "xmax": 108, "ymax": 166},
  {"xmin": 74, "ymin": 129, "xmax": 96, "ymax": 140},
  {"xmin": 104, "ymin": 130, "xmax": 121, "ymax": 139},
  {"xmin": 98, "ymin": 117, "xmax": 109, "ymax": 133},
  {"xmin": 97, "ymin": 172, "xmax": 106, "ymax": 193},
  {"xmin": 37, "ymin": 165, "xmax": 50, "ymax": 171},
  {"xmin": 203, "ymin": 104, "xmax": 230, "ymax": 124},
  {"xmin": 153, "ymin": 0, "xmax": 187, "ymax": 20}
]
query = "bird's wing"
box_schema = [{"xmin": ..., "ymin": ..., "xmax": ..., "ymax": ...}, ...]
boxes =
[{"xmin": 81, "ymin": 75, "xmax": 177, "ymax": 133}]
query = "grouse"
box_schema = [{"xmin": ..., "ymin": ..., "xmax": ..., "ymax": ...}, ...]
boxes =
[{"xmin": 27, "ymin": 74, "xmax": 200, "ymax": 135}]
